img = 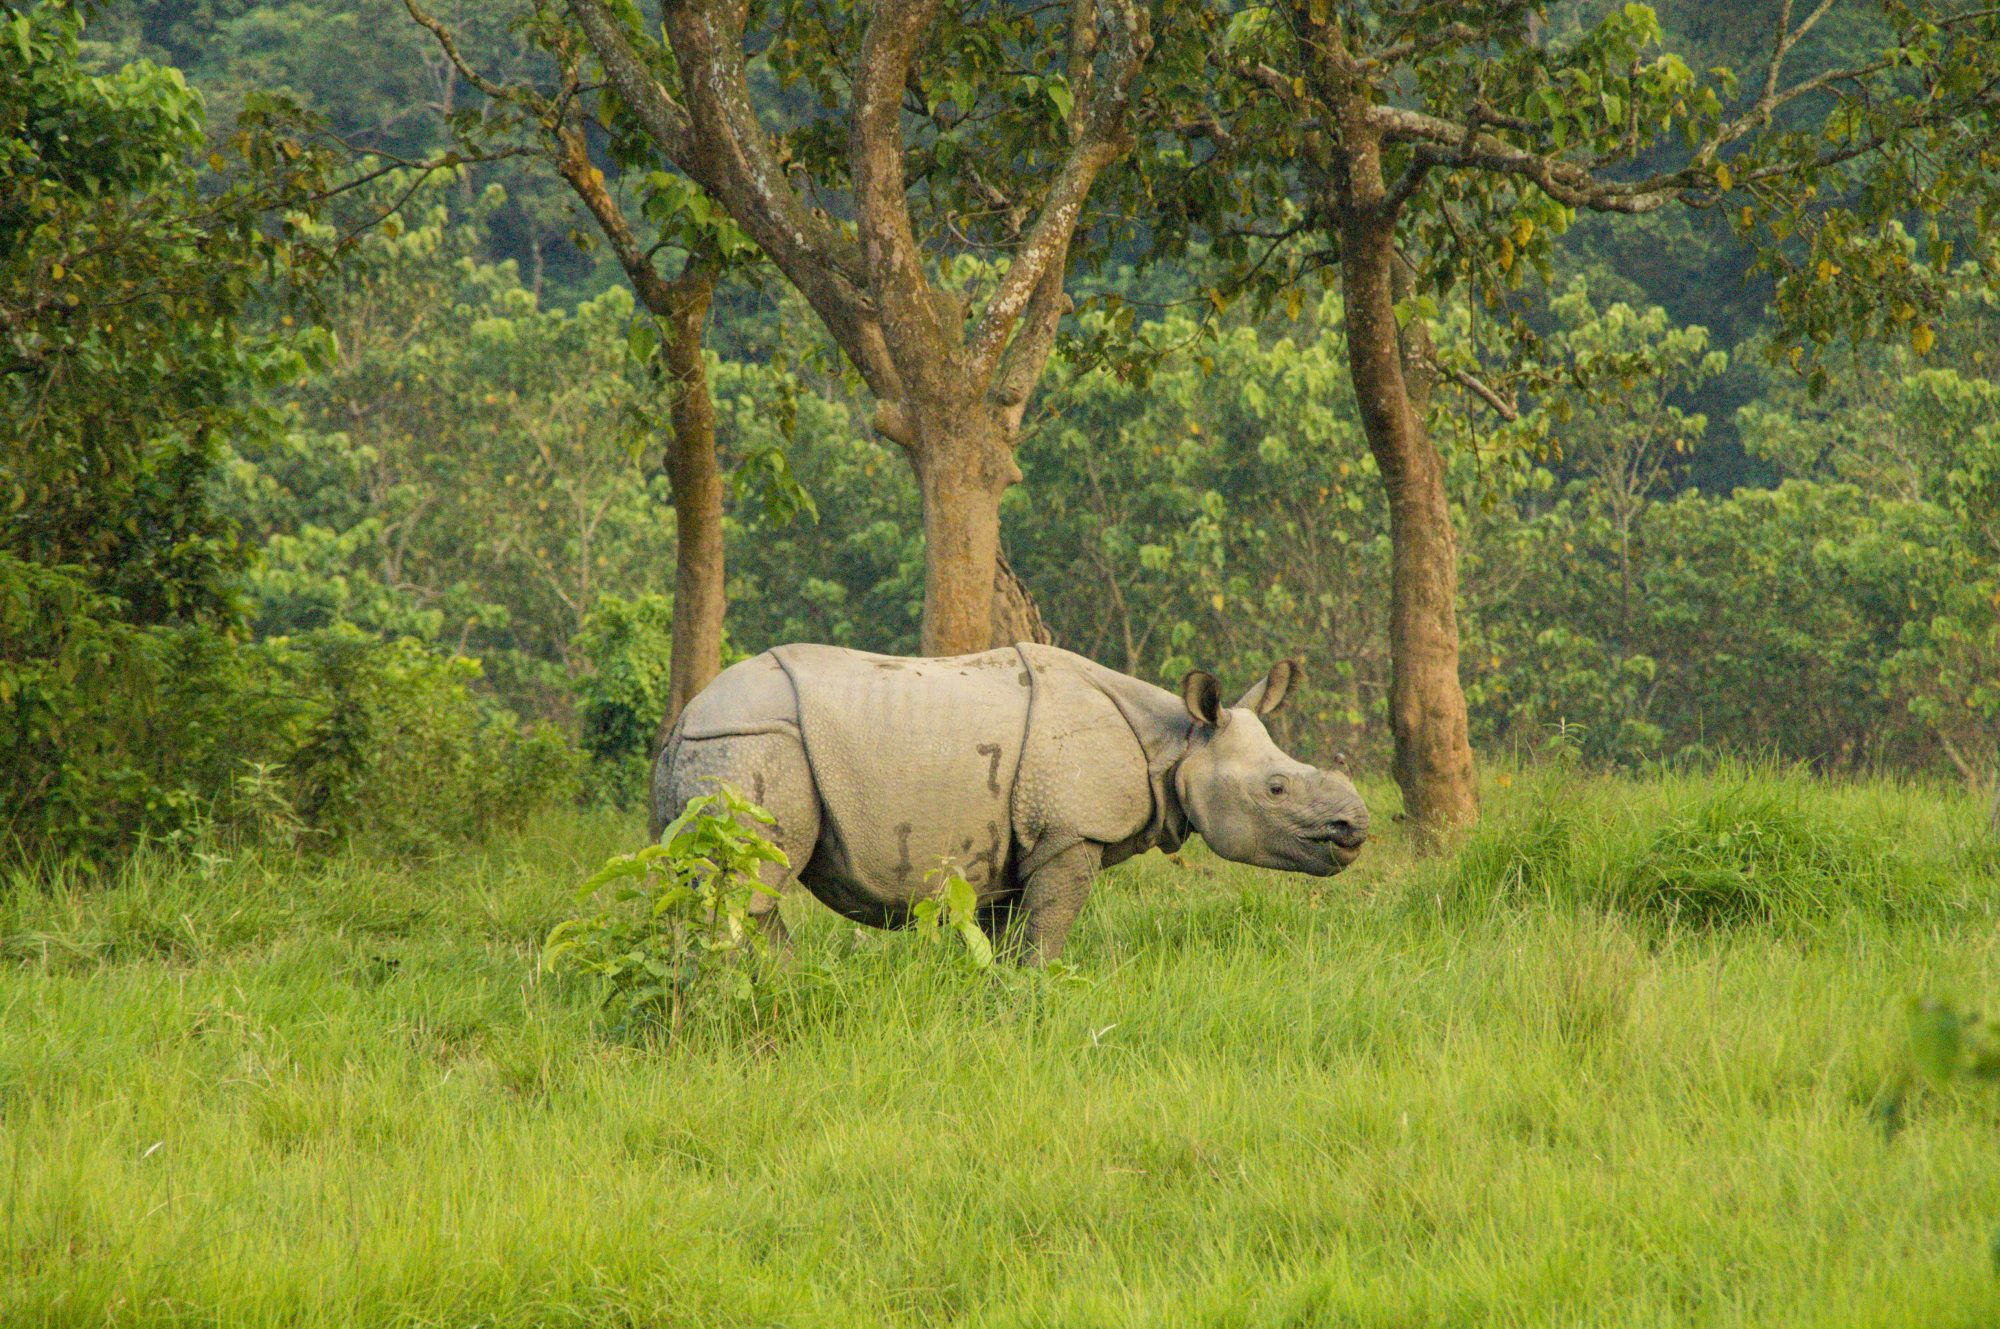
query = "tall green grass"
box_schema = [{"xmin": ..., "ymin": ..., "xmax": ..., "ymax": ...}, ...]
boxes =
[
  {"xmin": 2, "ymin": 772, "xmax": 1997, "ymax": 1327},
  {"xmin": 1434, "ymin": 763, "xmax": 1985, "ymax": 928}
]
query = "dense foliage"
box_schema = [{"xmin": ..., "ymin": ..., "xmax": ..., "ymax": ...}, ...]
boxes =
[
  {"xmin": 2, "ymin": 1, "xmax": 324, "ymax": 622},
  {"xmin": 1014, "ymin": 280, "xmax": 1998, "ymax": 776},
  {"xmin": 1, "ymin": 6, "xmax": 573, "ymax": 861},
  {"xmin": 8, "ymin": 0, "xmax": 1997, "ymax": 861}
]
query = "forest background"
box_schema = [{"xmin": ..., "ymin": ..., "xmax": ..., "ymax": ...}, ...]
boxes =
[{"xmin": 6, "ymin": 0, "xmax": 1997, "ymax": 859}]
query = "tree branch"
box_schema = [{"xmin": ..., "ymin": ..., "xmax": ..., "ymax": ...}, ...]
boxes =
[
  {"xmin": 562, "ymin": 0, "xmax": 695, "ymax": 161},
  {"xmin": 965, "ymin": 0, "xmax": 1150, "ymax": 382},
  {"xmin": 1385, "ymin": 152, "xmax": 1434, "ymax": 214},
  {"xmin": 402, "ymin": 0, "xmax": 524, "ymax": 106},
  {"xmin": 1370, "ymin": 20, "xmax": 1496, "ymax": 67},
  {"xmin": 851, "ymin": 0, "xmax": 952, "ymax": 378},
  {"xmin": 988, "ymin": 268, "xmax": 1072, "ymax": 431},
  {"xmin": 1432, "ymin": 358, "xmax": 1519, "ymax": 420},
  {"xmin": 567, "ymin": 0, "xmax": 908, "ymax": 415},
  {"xmin": 1364, "ymin": 104, "xmax": 1683, "ymax": 212},
  {"xmin": 550, "ymin": 121, "xmax": 710, "ymax": 322},
  {"xmin": 1341, "ymin": 0, "xmax": 1988, "ymax": 220},
  {"xmin": 1239, "ymin": 59, "xmax": 1305, "ymax": 108}
]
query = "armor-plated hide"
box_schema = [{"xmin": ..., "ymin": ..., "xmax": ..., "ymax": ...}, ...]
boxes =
[{"xmin": 655, "ymin": 642, "xmax": 1366, "ymax": 960}]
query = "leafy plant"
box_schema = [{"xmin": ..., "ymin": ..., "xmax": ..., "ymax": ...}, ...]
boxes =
[
  {"xmin": 908, "ymin": 866, "xmax": 995, "ymax": 971},
  {"xmin": 280, "ymin": 628, "xmax": 580, "ymax": 856},
  {"xmin": 543, "ymin": 786, "xmax": 789, "ymax": 1038},
  {"xmin": 568, "ymin": 592, "xmax": 732, "ymax": 809}
]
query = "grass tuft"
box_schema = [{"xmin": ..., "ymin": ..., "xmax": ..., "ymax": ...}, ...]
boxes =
[
  {"xmin": 1429, "ymin": 764, "xmax": 1964, "ymax": 931},
  {"xmin": 1622, "ymin": 778, "xmax": 1893, "ymax": 927}
]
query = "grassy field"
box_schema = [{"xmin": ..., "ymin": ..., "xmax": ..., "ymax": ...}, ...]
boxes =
[{"xmin": 5, "ymin": 767, "xmax": 2000, "ymax": 1327}]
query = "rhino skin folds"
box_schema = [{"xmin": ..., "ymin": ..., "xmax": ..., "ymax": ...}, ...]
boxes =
[{"xmin": 653, "ymin": 643, "xmax": 1368, "ymax": 964}]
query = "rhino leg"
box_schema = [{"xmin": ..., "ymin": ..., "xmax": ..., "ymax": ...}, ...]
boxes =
[
  {"xmin": 1015, "ymin": 843, "xmax": 1103, "ymax": 966},
  {"xmin": 656, "ymin": 730, "xmax": 821, "ymax": 953}
]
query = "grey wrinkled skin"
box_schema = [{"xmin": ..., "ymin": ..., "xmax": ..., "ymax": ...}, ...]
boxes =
[{"xmin": 653, "ymin": 643, "xmax": 1369, "ymax": 965}]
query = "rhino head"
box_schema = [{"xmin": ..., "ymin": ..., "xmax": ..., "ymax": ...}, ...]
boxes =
[{"xmin": 1172, "ymin": 661, "xmax": 1369, "ymax": 877}]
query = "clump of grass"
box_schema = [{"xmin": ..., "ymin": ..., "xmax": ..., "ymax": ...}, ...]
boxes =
[
  {"xmin": 1430, "ymin": 766, "xmax": 1949, "ymax": 930},
  {"xmin": 1438, "ymin": 781, "xmax": 1587, "ymax": 914},
  {"xmin": 1618, "ymin": 780, "xmax": 1894, "ymax": 928}
]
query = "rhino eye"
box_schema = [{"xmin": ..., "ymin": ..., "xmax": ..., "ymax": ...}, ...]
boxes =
[{"xmin": 1267, "ymin": 776, "xmax": 1288, "ymax": 798}]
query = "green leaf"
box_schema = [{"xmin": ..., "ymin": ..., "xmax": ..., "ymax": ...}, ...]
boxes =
[
  {"xmin": 1046, "ymin": 80, "xmax": 1074, "ymax": 124},
  {"xmin": 627, "ymin": 320, "xmax": 659, "ymax": 366},
  {"xmin": 956, "ymin": 919, "xmax": 995, "ymax": 969},
  {"xmin": 944, "ymin": 873, "xmax": 978, "ymax": 919}
]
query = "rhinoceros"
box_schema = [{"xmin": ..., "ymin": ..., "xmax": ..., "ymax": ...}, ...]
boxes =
[{"xmin": 653, "ymin": 643, "xmax": 1369, "ymax": 963}]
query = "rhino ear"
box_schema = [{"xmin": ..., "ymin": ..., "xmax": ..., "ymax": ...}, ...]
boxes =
[
  {"xmin": 1179, "ymin": 671, "xmax": 1229, "ymax": 731},
  {"xmin": 1235, "ymin": 659, "xmax": 1304, "ymax": 716}
]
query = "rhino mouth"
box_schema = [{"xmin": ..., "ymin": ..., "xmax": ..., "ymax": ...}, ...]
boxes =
[
  {"xmin": 1304, "ymin": 823, "xmax": 1367, "ymax": 852},
  {"xmin": 1295, "ymin": 833, "xmax": 1363, "ymax": 874}
]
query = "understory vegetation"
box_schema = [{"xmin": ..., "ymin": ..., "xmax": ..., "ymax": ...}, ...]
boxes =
[
  {"xmin": 8, "ymin": 3, "xmax": 1999, "ymax": 863},
  {"xmin": 4, "ymin": 770, "xmax": 1997, "ymax": 1326}
]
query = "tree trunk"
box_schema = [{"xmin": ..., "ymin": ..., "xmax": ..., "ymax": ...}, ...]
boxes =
[
  {"xmin": 914, "ymin": 442, "xmax": 1008, "ymax": 656},
  {"xmin": 908, "ymin": 404, "xmax": 1048, "ymax": 656},
  {"xmin": 1335, "ymin": 137, "xmax": 1479, "ymax": 837},
  {"xmin": 659, "ymin": 273, "xmax": 724, "ymax": 746},
  {"xmin": 545, "ymin": 126, "xmax": 728, "ymax": 757}
]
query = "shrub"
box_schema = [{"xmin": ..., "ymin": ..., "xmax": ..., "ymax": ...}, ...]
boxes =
[
  {"xmin": 279, "ymin": 627, "xmax": 580, "ymax": 855},
  {"xmin": 0, "ymin": 555, "xmax": 303, "ymax": 860},
  {"xmin": 1, "ymin": 556, "xmax": 577, "ymax": 864},
  {"xmin": 570, "ymin": 593, "xmax": 676, "ymax": 809},
  {"xmin": 543, "ymin": 786, "xmax": 787, "ymax": 1039}
]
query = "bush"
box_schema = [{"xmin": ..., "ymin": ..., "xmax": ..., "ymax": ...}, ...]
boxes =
[
  {"xmin": 1, "ymin": 555, "xmax": 577, "ymax": 863},
  {"xmin": 280, "ymin": 628, "xmax": 580, "ymax": 855},
  {"xmin": 0, "ymin": 556, "xmax": 302, "ymax": 859},
  {"xmin": 543, "ymin": 786, "xmax": 788, "ymax": 1039},
  {"xmin": 571, "ymin": 593, "xmax": 678, "ymax": 808}
]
